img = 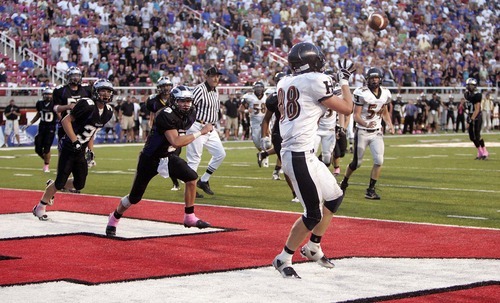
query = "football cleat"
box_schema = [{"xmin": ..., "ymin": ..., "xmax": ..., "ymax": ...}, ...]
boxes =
[
  {"xmin": 365, "ymin": 188, "xmax": 381, "ymax": 200},
  {"xmin": 257, "ymin": 152, "xmax": 264, "ymax": 167},
  {"xmin": 171, "ymin": 185, "xmax": 180, "ymax": 191},
  {"xmin": 272, "ymin": 172, "xmax": 281, "ymax": 180},
  {"xmin": 195, "ymin": 192, "xmax": 204, "ymax": 199},
  {"xmin": 262, "ymin": 157, "xmax": 269, "ymax": 168},
  {"xmin": 272, "ymin": 256, "xmax": 301, "ymax": 279},
  {"xmin": 300, "ymin": 245, "xmax": 335, "ymax": 269},
  {"xmin": 291, "ymin": 197, "xmax": 300, "ymax": 203},
  {"xmin": 197, "ymin": 180, "xmax": 214, "ymax": 195},
  {"xmin": 183, "ymin": 214, "xmax": 211, "ymax": 229},
  {"xmin": 43, "ymin": 164, "xmax": 50, "ymax": 173},
  {"xmin": 105, "ymin": 226, "xmax": 116, "ymax": 237},
  {"xmin": 32, "ymin": 205, "xmax": 48, "ymax": 221},
  {"xmin": 339, "ymin": 179, "xmax": 349, "ymax": 192},
  {"xmin": 333, "ymin": 167, "xmax": 341, "ymax": 176}
]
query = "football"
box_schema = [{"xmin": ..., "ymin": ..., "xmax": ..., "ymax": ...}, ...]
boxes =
[{"xmin": 368, "ymin": 12, "xmax": 389, "ymax": 31}]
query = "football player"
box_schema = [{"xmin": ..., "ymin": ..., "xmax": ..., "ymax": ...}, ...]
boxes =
[
  {"xmin": 32, "ymin": 79, "xmax": 115, "ymax": 221},
  {"xmin": 392, "ymin": 94, "xmax": 404, "ymax": 134},
  {"xmin": 273, "ymin": 42, "xmax": 354, "ymax": 279},
  {"xmin": 23, "ymin": 87, "xmax": 57, "ymax": 172},
  {"xmin": 106, "ymin": 86, "xmax": 214, "ymax": 237},
  {"xmin": 239, "ymin": 81, "xmax": 268, "ymax": 167},
  {"xmin": 145, "ymin": 76, "xmax": 182, "ymax": 191},
  {"xmin": 464, "ymin": 78, "xmax": 488, "ymax": 159},
  {"xmin": 52, "ymin": 67, "xmax": 92, "ymax": 141},
  {"xmin": 339, "ymin": 68, "xmax": 394, "ymax": 200},
  {"xmin": 259, "ymin": 72, "xmax": 298, "ymax": 201}
]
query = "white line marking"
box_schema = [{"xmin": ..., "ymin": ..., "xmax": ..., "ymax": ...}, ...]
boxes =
[
  {"xmin": 447, "ymin": 215, "xmax": 488, "ymax": 220},
  {"xmin": 224, "ymin": 185, "xmax": 253, "ymax": 188}
]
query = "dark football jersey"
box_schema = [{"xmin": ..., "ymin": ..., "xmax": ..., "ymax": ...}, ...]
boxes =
[
  {"xmin": 35, "ymin": 99, "xmax": 57, "ymax": 129},
  {"xmin": 142, "ymin": 106, "xmax": 196, "ymax": 159},
  {"xmin": 53, "ymin": 84, "xmax": 92, "ymax": 138},
  {"xmin": 265, "ymin": 92, "xmax": 280, "ymax": 136},
  {"xmin": 146, "ymin": 93, "xmax": 170, "ymax": 113},
  {"xmin": 464, "ymin": 90, "xmax": 482, "ymax": 118},
  {"xmin": 60, "ymin": 98, "xmax": 113, "ymax": 150}
]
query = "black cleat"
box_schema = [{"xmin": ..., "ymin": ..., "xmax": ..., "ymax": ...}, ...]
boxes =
[
  {"xmin": 196, "ymin": 192, "xmax": 204, "ymax": 199},
  {"xmin": 340, "ymin": 179, "xmax": 349, "ymax": 193},
  {"xmin": 365, "ymin": 188, "xmax": 381, "ymax": 200},
  {"xmin": 272, "ymin": 257, "xmax": 301, "ymax": 279},
  {"xmin": 32, "ymin": 205, "xmax": 48, "ymax": 221},
  {"xmin": 197, "ymin": 180, "xmax": 214, "ymax": 195},
  {"xmin": 106, "ymin": 226, "xmax": 116, "ymax": 237},
  {"xmin": 257, "ymin": 152, "xmax": 263, "ymax": 167}
]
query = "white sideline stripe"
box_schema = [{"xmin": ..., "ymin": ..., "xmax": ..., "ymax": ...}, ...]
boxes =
[
  {"xmin": 2, "ymin": 258, "xmax": 499, "ymax": 303},
  {"xmin": 447, "ymin": 215, "xmax": 488, "ymax": 220},
  {"xmin": 0, "ymin": 212, "xmax": 222, "ymax": 239}
]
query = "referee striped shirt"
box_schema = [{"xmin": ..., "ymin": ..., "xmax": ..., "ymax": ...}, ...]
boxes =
[{"xmin": 192, "ymin": 82, "xmax": 220, "ymax": 124}]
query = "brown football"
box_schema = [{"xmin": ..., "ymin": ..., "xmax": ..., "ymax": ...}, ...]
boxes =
[{"xmin": 368, "ymin": 12, "xmax": 389, "ymax": 31}]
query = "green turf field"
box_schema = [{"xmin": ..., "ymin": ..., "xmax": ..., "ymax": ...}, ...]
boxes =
[{"xmin": 1, "ymin": 132, "xmax": 499, "ymax": 229}]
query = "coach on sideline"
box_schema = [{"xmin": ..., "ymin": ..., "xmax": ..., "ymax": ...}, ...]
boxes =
[{"xmin": 186, "ymin": 66, "xmax": 226, "ymax": 196}]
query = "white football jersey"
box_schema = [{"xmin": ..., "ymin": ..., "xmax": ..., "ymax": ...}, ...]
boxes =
[
  {"xmin": 278, "ymin": 72, "xmax": 336, "ymax": 152},
  {"xmin": 352, "ymin": 86, "xmax": 392, "ymax": 130},
  {"xmin": 318, "ymin": 109, "xmax": 337, "ymax": 132},
  {"xmin": 241, "ymin": 92, "xmax": 267, "ymax": 127}
]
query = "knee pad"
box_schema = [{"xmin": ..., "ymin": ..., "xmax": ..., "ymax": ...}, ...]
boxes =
[
  {"xmin": 325, "ymin": 195, "xmax": 344, "ymax": 213},
  {"xmin": 348, "ymin": 161, "xmax": 360, "ymax": 171},
  {"xmin": 374, "ymin": 155, "xmax": 384, "ymax": 166},
  {"xmin": 301, "ymin": 211, "xmax": 321, "ymax": 231}
]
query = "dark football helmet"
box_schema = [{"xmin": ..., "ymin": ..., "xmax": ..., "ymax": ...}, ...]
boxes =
[
  {"xmin": 366, "ymin": 67, "xmax": 383, "ymax": 90},
  {"xmin": 66, "ymin": 67, "xmax": 82, "ymax": 86},
  {"xmin": 170, "ymin": 85, "xmax": 194, "ymax": 116},
  {"xmin": 253, "ymin": 81, "xmax": 265, "ymax": 96},
  {"xmin": 92, "ymin": 79, "xmax": 115, "ymax": 103},
  {"xmin": 274, "ymin": 72, "xmax": 286, "ymax": 85},
  {"xmin": 157, "ymin": 76, "xmax": 173, "ymax": 96},
  {"xmin": 465, "ymin": 77, "xmax": 477, "ymax": 92},
  {"xmin": 288, "ymin": 42, "xmax": 325, "ymax": 74},
  {"xmin": 396, "ymin": 94, "xmax": 402, "ymax": 101},
  {"xmin": 42, "ymin": 87, "xmax": 53, "ymax": 102}
]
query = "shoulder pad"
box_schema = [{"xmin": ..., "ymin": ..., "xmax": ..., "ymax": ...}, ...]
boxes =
[
  {"xmin": 81, "ymin": 83, "xmax": 90, "ymax": 87},
  {"xmin": 148, "ymin": 93, "xmax": 159, "ymax": 99},
  {"xmin": 54, "ymin": 84, "xmax": 64, "ymax": 89},
  {"xmin": 106, "ymin": 104, "xmax": 113, "ymax": 111}
]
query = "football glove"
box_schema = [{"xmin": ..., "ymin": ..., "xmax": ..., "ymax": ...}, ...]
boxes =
[
  {"xmin": 260, "ymin": 136, "xmax": 272, "ymax": 150},
  {"xmin": 337, "ymin": 59, "xmax": 355, "ymax": 83},
  {"xmin": 86, "ymin": 149, "xmax": 96, "ymax": 167},
  {"xmin": 72, "ymin": 140, "xmax": 82, "ymax": 152}
]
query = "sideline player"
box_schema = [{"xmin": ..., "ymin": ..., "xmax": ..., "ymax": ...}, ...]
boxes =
[
  {"xmin": 105, "ymin": 86, "xmax": 213, "ymax": 236},
  {"xmin": 32, "ymin": 79, "xmax": 115, "ymax": 220},
  {"xmin": 464, "ymin": 78, "xmax": 489, "ymax": 159},
  {"xmin": 23, "ymin": 88, "xmax": 57, "ymax": 172},
  {"xmin": 240, "ymin": 81, "xmax": 268, "ymax": 167},
  {"xmin": 272, "ymin": 42, "xmax": 354, "ymax": 279},
  {"xmin": 340, "ymin": 68, "xmax": 394, "ymax": 200}
]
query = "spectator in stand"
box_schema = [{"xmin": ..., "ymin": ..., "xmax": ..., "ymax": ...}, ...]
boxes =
[{"xmin": 0, "ymin": 64, "xmax": 7, "ymax": 83}]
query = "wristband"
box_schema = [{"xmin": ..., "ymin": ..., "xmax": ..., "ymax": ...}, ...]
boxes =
[
  {"xmin": 339, "ymin": 79, "xmax": 349, "ymax": 86},
  {"xmin": 193, "ymin": 131, "xmax": 202, "ymax": 139}
]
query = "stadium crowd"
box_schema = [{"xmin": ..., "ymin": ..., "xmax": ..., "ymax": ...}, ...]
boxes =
[
  {"xmin": 0, "ymin": 0, "xmax": 498, "ymax": 89},
  {"xmin": 0, "ymin": 0, "xmax": 499, "ymax": 143}
]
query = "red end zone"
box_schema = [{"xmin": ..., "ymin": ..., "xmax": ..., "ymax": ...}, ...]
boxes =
[{"xmin": 0, "ymin": 188, "xmax": 499, "ymax": 300}]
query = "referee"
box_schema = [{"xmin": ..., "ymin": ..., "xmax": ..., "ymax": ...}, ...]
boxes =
[{"xmin": 186, "ymin": 66, "xmax": 226, "ymax": 196}]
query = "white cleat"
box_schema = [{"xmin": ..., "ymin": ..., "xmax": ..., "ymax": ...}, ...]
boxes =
[
  {"xmin": 272, "ymin": 256, "xmax": 301, "ymax": 279},
  {"xmin": 300, "ymin": 245, "xmax": 335, "ymax": 269}
]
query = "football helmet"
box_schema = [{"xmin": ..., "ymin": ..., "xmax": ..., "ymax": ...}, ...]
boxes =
[
  {"xmin": 66, "ymin": 67, "xmax": 82, "ymax": 86},
  {"xmin": 170, "ymin": 85, "xmax": 194, "ymax": 116},
  {"xmin": 253, "ymin": 81, "xmax": 265, "ymax": 96},
  {"xmin": 42, "ymin": 87, "xmax": 53, "ymax": 102},
  {"xmin": 274, "ymin": 72, "xmax": 286, "ymax": 85},
  {"xmin": 465, "ymin": 77, "xmax": 477, "ymax": 92},
  {"xmin": 288, "ymin": 42, "xmax": 325, "ymax": 74},
  {"xmin": 396, "ymin": 94, "xmax": 402, "ymax": 101},
  {"xmin": 157, "ymin": 76, "xmax": 173, "ymax": 95},
  {"xmin": 92, "ymin": 79, "xmax": 115, "ymax": 103},
  {"xmin": 365, "ymin": 67, "xmax": 383, "ymax": 90}
]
